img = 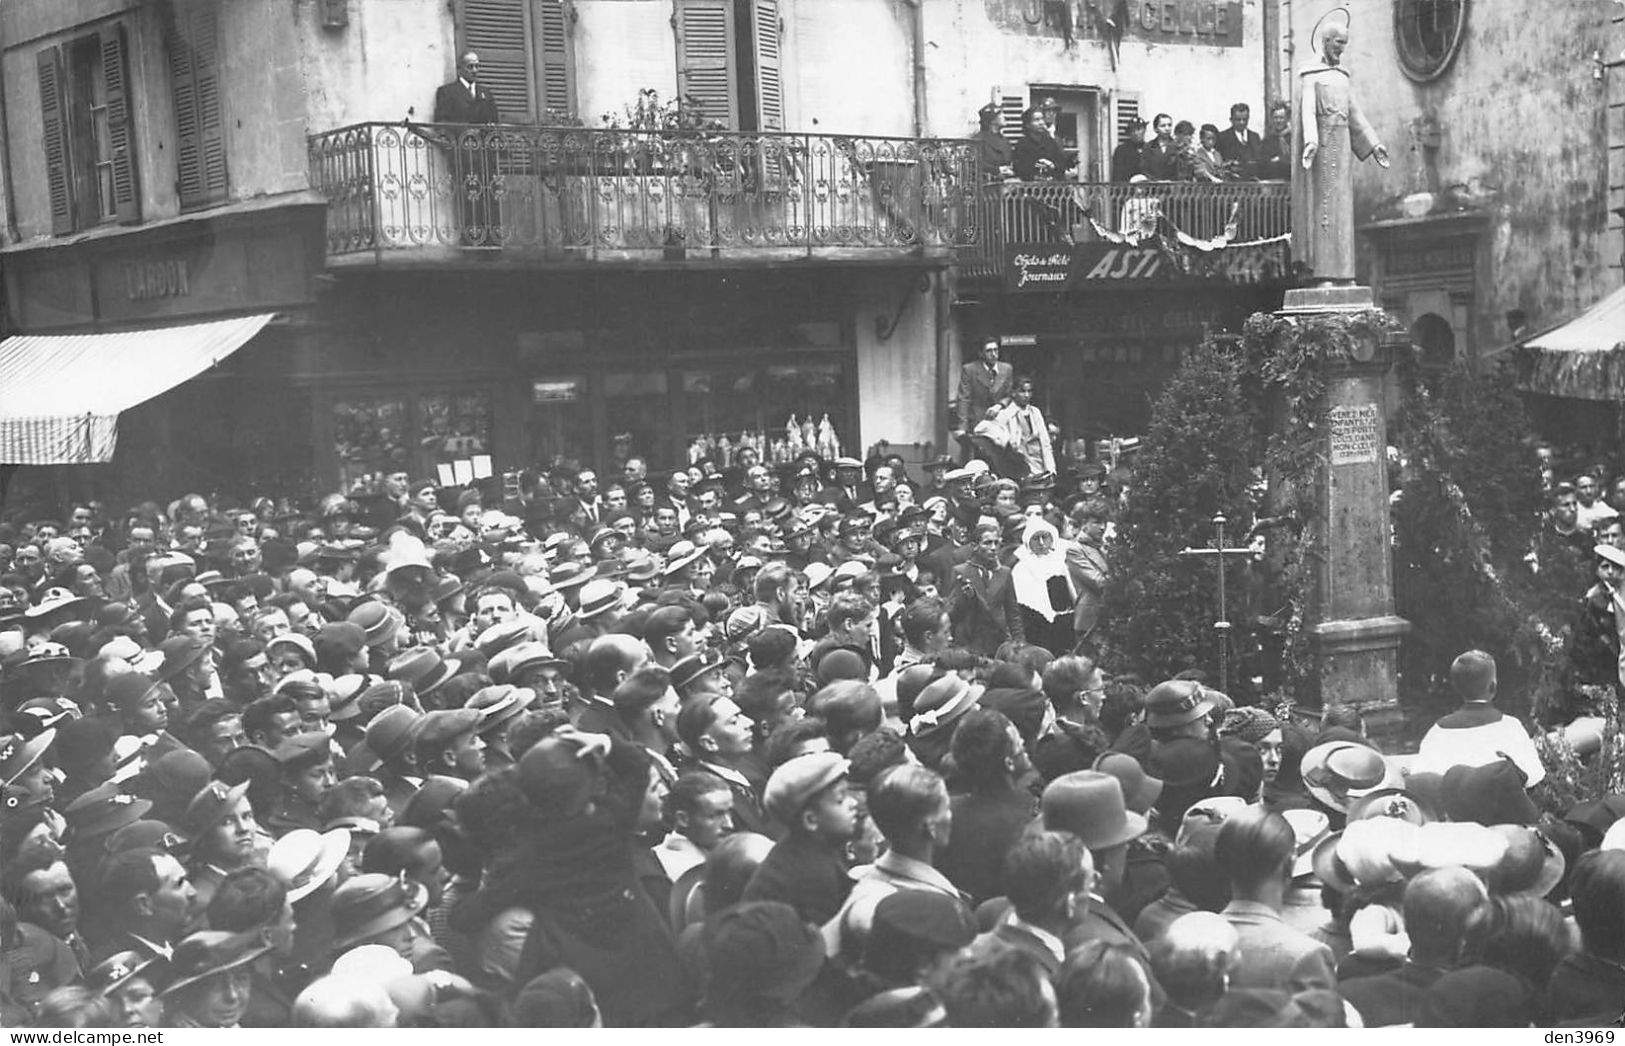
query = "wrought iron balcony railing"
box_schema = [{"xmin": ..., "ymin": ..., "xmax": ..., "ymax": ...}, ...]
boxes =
[
  {"xmin": 957, "ymin": 179, "xmax": 1292, "ymax": 279},
  {"xmin": 308, "ymin": 122, "xmax": 980, "ymax": 261}
]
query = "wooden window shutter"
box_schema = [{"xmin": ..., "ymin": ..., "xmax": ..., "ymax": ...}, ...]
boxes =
[
  {"xmin": 1114, "ymin": 92, "xmax": 1141, "ymax": 143},
  {"xmin": 169, "ymin": 4, "xmax": 228, "ymax": 209},
  {"xmin": 674, "ymin": 0, "xmax": 737, "ymax": 130},
  {"xmin": 535, "ymin": 0, "xmax": 574, "ymax": 116},
  {"xmin": 999, "ymin": 94, "xmax": 1025, "ymax": 144},
  {"xmin": 746, "ymin": 0, "xmax": 782, "ymax": 132},
  {"xmin": 100, "ymin": 23, "xmax": 140, "ymax": 223},
  {"xmin": 37, "ymin": 46, "xmax": 74, "ymax": 234},
  {"xmin": 458, "ymin": 0, "xmax": 531, "ymax": 121}
]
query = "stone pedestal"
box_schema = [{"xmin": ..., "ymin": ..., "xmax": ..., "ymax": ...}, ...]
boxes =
[{"xmin": 1280, "ymin": 284, "xmax": 1411, "ymax": 749}]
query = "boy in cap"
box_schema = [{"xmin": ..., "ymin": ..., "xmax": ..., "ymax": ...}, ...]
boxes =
[{"xmin": 743, "ymin": 751, "xmax": 860, "ymax": 924}]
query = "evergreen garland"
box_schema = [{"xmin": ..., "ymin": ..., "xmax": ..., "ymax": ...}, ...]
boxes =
[
  {"xmin": 1100, "ymin": 339, "xmax": 1260, "ymax": 683},
  {"xmin": 1106, "ymin": 305, "xmax": 1578, "ymax": 732}
]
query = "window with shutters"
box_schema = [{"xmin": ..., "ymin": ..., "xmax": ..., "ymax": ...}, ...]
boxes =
[
  {"xmin": 1114, "ymin": 94, "xmax": 1141, "ymax": 147},
  {"xmin": 38, "ymin": 23, "xmax": 140, "ymax": 234},
  {"xmin": 167, "ymin": 3, "xmax": 228, "ymax": 209},
  {"xmin": 674, "ymin": 0, "xmax": 781, "ymax": 132},
  {"xmin": 452, "ymin": 0, "xmax": 575, "ymax": 123}
]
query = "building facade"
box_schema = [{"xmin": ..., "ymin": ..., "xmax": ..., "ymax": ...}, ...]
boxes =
[
  {"xmin": 1284, "ymin": 0, "xmax": 1616, "ymax": 376},
  {"xmin": 1, "ymin": 0, "xmax": 1293, "ymax": 506},
  {"xmin": 0, "ymin": 0, "xmax": 971, "ymax": 506},
  {"xmin": 926, "ymin": 0, "xmax": 1293, "ymax": 442}
]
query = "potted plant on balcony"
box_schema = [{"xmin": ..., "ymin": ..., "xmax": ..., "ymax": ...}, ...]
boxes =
[
  {"xmin": 601, "ymin": 90, "xmax": 729, "ymax": 178},
  {"xmin": 600, "ymin": 90, "xmax": 730, "ymax": 255}
]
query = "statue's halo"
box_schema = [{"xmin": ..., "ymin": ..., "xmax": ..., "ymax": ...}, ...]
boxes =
[{"xmin": 1310, "ymin": 6, "xmax": 1353, "ymax": 57}]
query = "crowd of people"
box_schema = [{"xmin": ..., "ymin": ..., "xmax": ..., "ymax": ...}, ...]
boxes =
[
  {"xmin": 0, "ymin": 436, "xmax": 1622, "ymax": 1029},
  {"xmin": 975, "ymin": 97, "xmax": 1293, "ymax": 185}
]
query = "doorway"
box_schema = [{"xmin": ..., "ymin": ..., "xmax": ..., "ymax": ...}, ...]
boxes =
[{"xmin": 1031, "ymin": 86, "xmax": 1103, "ymax": 181}]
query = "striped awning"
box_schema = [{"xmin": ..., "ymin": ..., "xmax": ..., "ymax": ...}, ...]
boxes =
[
  {"xmin": 0, "ymin": 313, "xmax": 273, "ymax": 464},
  {"xmin": 1517, "ymin": 286, "xmax": 1625, "ymax": 401}
]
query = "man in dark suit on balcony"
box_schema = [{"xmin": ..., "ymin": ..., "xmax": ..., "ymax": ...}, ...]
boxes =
[
  {"xmin": 433, "ymin": 51, "xmax": 501, "ymax": 244},
  {"xmin": 1215, "ymin": 103, "xmax": 1262, "ymax": 177},
  {"xmin": 434, "ymin": 51, "xmax": 500, "ymax": 125}
]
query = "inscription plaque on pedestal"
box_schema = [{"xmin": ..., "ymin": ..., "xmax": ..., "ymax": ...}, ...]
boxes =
[{"xmin": 1328, "ymin": 404, "xmax": 1380, "ymax": 465}]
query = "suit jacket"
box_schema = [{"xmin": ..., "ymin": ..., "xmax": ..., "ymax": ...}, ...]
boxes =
[
  {"xmin": 977, "ymin": 128, "xmax": 1015, "ymax": 177},
  {"xmin": 1068, "ymin": 540, "xmax": 1109, "ymax": 634},
  {"xmin": 433, "ymin": 78, "xmax": 499, "ymax": 124},
  {"xmin": 1257, "ymin": 131, "xmax": 1293, "ymax": 179},
  {"xmin": 1222, "ymin": 899, "xmax": 1337, "ymax": 994},
  {"xmin": 816, "ymin": 485, "xmax": 864, "ymax": 514},
  {"xmin": 826, "ymin": 850, "xmax": 967, "ymax": 962},
  {"xmin": 1140, "ymin": 137, "xmax": 1181, "ymax": 180},
  {"xmin": 946, "ymin": 558, "xmax": 1025, "ymax": 656},
  {"xmin": 1062, "ymin": 894, "xmax": 1151, "ymax": 965},
  {"xmin": 1547, "ymin": 952, "xmax": 1625, "ymax": 1024},
  {"xmin": 1338, "ymin": 960, "xmax": 1445, "ymax": 1027},
  {"xmin": 1012, "ymin": 128, "xmax": 1073, "ymax": 181},
  {"xmin": 1216, "ymin": 127, "xmax": 1263, "ymax": 166},
  {"xmin": 958, "ymin": 360, "xmax": 1014, "ymax": 433},
  {"xmin": 573, "ymin": 697, "xmax": 634, "ymax": 742},
  {"xmin": 1110, "ymin": 140, "xmax": 1143, "ymax": 182},
  {"xmin": 568, "ymin": 496, "xmax": 604, "ymax": 532},
  {"xmin": 937, "ymin": 784, "xmax": 1038, "ymax": 906},
  {"xmin": 969, "ymin": 920, "xmax": 1062, "ymax": 978},
  {"xmin": 743, "ymin": 832, "xmax": 852, "ymax": 926}
]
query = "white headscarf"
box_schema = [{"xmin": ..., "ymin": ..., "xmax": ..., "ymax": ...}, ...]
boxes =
[{"xmin": 1011, "ymin": 518, "xmax": 1075, "ymax": 621}]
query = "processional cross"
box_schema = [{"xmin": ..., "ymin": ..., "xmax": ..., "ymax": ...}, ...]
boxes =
[{"xmin": 1177, "ymin": 514, "xmax": 1254, "ymax": 693}]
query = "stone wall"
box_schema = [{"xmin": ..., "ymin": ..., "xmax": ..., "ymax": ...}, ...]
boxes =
[{"xmin": 1287, "ymin": 0, "xmax": 1615, "ymax": 358}]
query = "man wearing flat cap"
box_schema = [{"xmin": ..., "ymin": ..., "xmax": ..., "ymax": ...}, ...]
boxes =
[
  {"xmin": 412, "ymin": 708, "xmax": 487, "ymax": 782},
  {"xmin": 744, "ymin": 751, "xmax": 860, "ymax": 924}
]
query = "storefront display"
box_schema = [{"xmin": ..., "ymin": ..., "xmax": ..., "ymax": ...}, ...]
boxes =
[
  {"xmin": 686, "ymin": 413, "xmax": 845, "ymax": 466},
  {"xmin": 335, "ymin": 389, "xmax": 493, "ymax": 494}
]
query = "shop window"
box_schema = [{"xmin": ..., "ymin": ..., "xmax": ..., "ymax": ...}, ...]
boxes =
[
  {"xmin": 1394, "ymin": 0, "xmax": 1466, "ymax": 83},
  {"xmin": 166, "ymin": 1, "xmax": 228, "ymax": 209},
  {"xmin": 604, "ymin": 370, "xmax": 672, "ymax": 472},
  {"xmin": 38, "ymin": 24, "xmax": 140, "ymax": 235},
  {"xmin": 681, "ymin": 359, "xmax": 849, "ymax": 465},
  {"xmin": 530, "ymin": 377, "xmax": 589, "ymax": 470},
  {"xmin": 333, "ymin": 390, "xmax": 493, "ymax": 492},
  {"xmin": 674, "ymin": 0, "xmax": 781, "ymax": 131},
  {"xmin": 453, "ymin": 0, "xmax": 575, "ymax": 122}
]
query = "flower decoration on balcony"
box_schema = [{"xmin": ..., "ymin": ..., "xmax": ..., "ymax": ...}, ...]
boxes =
[{"xmin": 601, "ymin": 89, "xmax": 727, "ymax": 134}]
